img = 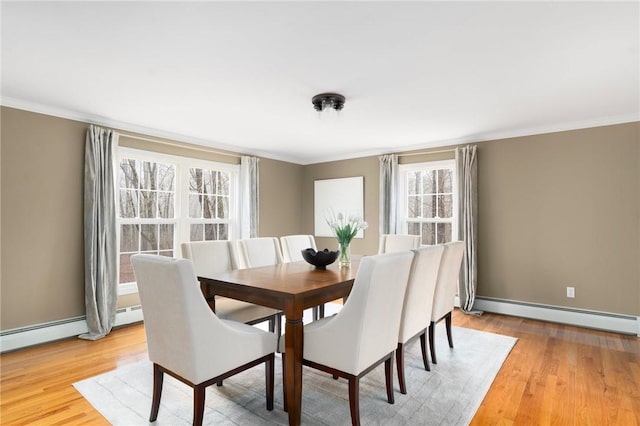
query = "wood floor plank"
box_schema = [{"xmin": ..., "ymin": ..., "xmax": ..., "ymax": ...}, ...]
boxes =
[{"xmin": 1, "ymin": 311, "xmax": 638, "ymax": 425}]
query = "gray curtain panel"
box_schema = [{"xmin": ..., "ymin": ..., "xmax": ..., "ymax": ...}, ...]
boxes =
[
  {"xmin": 379, "ymin": 154, "xmax": 398, "ymax": 235},
  {"xmin": 456, "ymin": 144, "xmax": 480, "ymax": 313},
  {"xmin": 79, "ymin": 125, "xmax": 119, "ymax": 340},
  {"xmin": 240, "ymin": 156, "xmax": 259, "ymax": 239}
]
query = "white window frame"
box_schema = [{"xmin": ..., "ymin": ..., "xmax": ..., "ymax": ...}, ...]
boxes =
[
  {"xmin": 397, "ymin": 159, "xmax": 458, "ymax": 244},
  {"xmin": 116, "ymin": 147, "xmax": 239, "ymax": 295}
]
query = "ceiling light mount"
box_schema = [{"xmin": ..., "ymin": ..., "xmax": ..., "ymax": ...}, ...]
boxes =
[{"xmin": 312, "ymin": 93, "xmax": 345, "ymax": 112}]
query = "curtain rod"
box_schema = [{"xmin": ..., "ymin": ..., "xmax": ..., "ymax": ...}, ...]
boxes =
[
  {"xmin": 397, "ymin": 147, "xmax": 456, "ymax": 157},
  {"xmin": 118, "ymin": 132, "xmax": 241, "ymax": 158}
]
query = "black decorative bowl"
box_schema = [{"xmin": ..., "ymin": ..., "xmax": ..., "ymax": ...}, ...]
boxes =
[{"xmin": 301, "ymin": 248, "xmax": 339, "ymax": 270}]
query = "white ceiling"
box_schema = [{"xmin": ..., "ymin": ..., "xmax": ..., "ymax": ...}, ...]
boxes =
[{"xmin": 2, "ymin": 1, "xmax": 638, "ymax": 164}]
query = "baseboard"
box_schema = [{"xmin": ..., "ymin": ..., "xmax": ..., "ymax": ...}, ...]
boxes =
[
  {"xmin": 2, "ymin": 298, "xmax": 636, "ymax": 352},
  {"xmin": 474, "ymin": 297, "xmax": 639, "ymax": 336},
  {"xmin": 0, "ymin": 306, "xmax": 144, "ymax": 353}
]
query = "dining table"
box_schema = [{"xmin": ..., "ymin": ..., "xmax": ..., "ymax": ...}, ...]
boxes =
[{"xmin": 198, "ymin": 257, "xmax": 360, "ymax": 426}]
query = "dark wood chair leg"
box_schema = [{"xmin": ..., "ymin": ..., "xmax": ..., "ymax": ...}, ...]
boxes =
[
  {"xmin": 193, "ymin": 384, "xmax": 206, "ymax": 426},
  {"xmin": 281, "ymin": 354, "xmax": 287, "ymax": 412},
  {"xmin": 395, "ymin": 343, "xmax": 407, "ymax": 395},
  {"xmin": 333, "ymin": 374, "xmax": 339, "ymax": 380},
  {"xmin": 429, "ymin": 321, "xmax": 437, "ymax": 364},
  {"xmin": 445, "ymin": 311, "xmax": 454, "ymax": 348},
  {"xmin": 319, "ymin": 303, "xmax": 325, "ymax": 319},
  {"xmin": 420, "ymin": 331, "xmax": 431, "ymax": 371},
  {"xmin": 268, "ymin": 316, "xmax": 275, "ymax": 333},
  {"xmin": 348, "ymin": 376, "xmax": 360, "ymax": 426},
  {"xmin": 385, "ymin": 356, "xmax": 394, "ymax": 404},
  {"xmin": 274, "ymin": 314, "xmax": 282, "ymax": 353},
  {"xmin": 266, "ymin": 354, "xmax": 274, "ymax": 411},
  {"xmin": 150, "ymin": 363, "xmax": 164, "ymax": 422},
  {"xmin": 275, "ymin": 313, "xmax": 282, "ymax": 337}
]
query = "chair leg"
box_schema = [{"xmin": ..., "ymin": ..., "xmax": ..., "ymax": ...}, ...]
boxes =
[
  {"xmin": 150, "ymin": 363, "xmax": 164, "ymax": 422},
  {"xmin": 385, "ymin": 356, "xmax": 394, "ymax": 404},
  {"xmin": 266, "ymin": 353, "xmax": 274, "ymax": 411},
  {"xmin": 319, "ymin": 303, "xmax": 325, "ymax": 319},
  {"xmin": 445, "ymin": 311, "xmax": 454, "ymax": 348},
  {"xmin": 420, "ymin": 331, "xmax": 431, "ymax": 371},
  {"xmin": 281, "ymin": 354, "xmax": 287, "ymax": 412},
  {"xmin": 275, "ymin": 313, "xmax": 282, "ymax": 338},
  {"xmin": 193, "ymin": 384, "xmax": 206, "ymax": 426},
  {"xmin": 348, "ymin": 376, "xmax": 360, "ymax": 426},
  {"xmin": 429, "ymin": 321, "xmax": 437, "ymax": 364},
  {"xmin": 270, "ymin": 313, "xmax": 283, "ymax": 353},
  {"xmin": 395, "ymin": 343, "xmax": 407, "ymax": 395}
]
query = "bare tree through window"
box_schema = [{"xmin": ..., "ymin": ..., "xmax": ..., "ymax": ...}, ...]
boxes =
[
  {"xmin": 117, "ymin": 154, "xmax": 236, "ymax": 285},
  {"xmin": 405, "ymin": 166, "xmax": 455, "ymax": 245},
  {"xmin": 118, "ymin": 158, "xmax": 176, "ymax": 283},
  {"xmin": 188, "ymin": 167, "xmax": 230, "ymax": 241}
]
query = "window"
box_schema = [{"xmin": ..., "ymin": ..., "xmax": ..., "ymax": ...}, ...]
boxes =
[
  {"xmin": 118, "ymin": 158, "xmax": 176, "ymax": 286},
  {"xmin": 188, "ymin": 168, "xmax": 230, "ymax": 241},
  {"xmin": 117, "ymin": 148, "xmax": 238, "ymax": 293},
  {"xmin": 398, "ymin": 160, "xmax": 457, "ymax": 245}
]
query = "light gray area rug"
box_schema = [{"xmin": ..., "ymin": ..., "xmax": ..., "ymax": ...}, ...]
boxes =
[{"xmin": 74, "ymin": 322, "xmax": 516, "ymax": 425}]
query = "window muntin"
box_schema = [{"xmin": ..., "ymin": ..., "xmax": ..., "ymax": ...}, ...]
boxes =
[
  {"xmin": 117, "ymin": 158, "xmax": 177, "ymax": 284},
  {"xmin": 116, "ymin": 148, "xmax": 238, "ymax": 288},
  {"xmin": 399, "ymin": 160, "xmax": 457, "ymax": 245},
  {"xmin": 188, "ymin": 168, "xmax": 230, "ymax": 241}
]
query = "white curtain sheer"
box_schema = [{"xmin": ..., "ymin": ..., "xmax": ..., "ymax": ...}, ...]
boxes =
[
  {"xmin": 455, "ymin": 145, "xmax": 480, "ymax": 313},
  {"xmin": 239, "ymin": 156, "xmax": 259, "ymax": 239},
  {"xmin": 80, "ymin": 125, "xmax": 118, "ymax": 340},
  {"xmin": 379, "ymin": 154, "xmax": 399, "ymax": 235}
]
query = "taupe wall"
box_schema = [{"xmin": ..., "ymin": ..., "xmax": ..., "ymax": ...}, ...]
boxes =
[
  {"xmin": 259, "ymin": 158, "xmax": 304, "ymax": 238},
  {"xmin": 300, "ymin": 150, "xmax": 457, "ymax": 255},
  {"xmin": 1, "ymin": 107, "xmax": 87, "ymax": 328},
  {"xmin": 477, "ymin": 124, "xmax": 639, "ymax": 315},
  {"xmin": 302, "ymin": 157, "xmax": 380, "ymax": 255},
  {"xmin": 304, "ymin": 123, "xmax": 639, "ymax": 316},
  {"xmin": 0, "ymin": 107, "xmax": 303, "ymax": 329},
  {"xmin": 1, "ymin": 106, "xmax": 638, "ymax": 332}
]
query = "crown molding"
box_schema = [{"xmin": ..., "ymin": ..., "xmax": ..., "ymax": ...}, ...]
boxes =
[
  {"xmin": 2, "ymin": 96, "xmax": 637, "ymax": 166},
  {"xmin": 0, "ymin": 96, "xmax": 306, "ymax": 165},
  {"xmin": 303, "ymin": 113, "xmax": 640, "ymax": 165}
]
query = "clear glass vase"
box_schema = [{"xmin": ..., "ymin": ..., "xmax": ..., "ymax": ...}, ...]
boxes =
[{"xmin": 338, "ymin": 241, "xmax": 351, "ymax": 268}]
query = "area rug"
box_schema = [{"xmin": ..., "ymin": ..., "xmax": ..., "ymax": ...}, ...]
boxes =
[{"xmin": 74, "ymin": 323, "xmax": 516, "ymax": 425}]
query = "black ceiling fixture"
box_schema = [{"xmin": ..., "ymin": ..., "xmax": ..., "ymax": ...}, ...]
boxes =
[{"xmin": 312, "ymin": 93, "xmax": 345, "ymax": 112}]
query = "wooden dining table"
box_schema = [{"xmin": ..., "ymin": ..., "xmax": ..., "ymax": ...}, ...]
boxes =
[{"xmin": 198, "ymin": 258, "xmax": 360, "ymax": 426}]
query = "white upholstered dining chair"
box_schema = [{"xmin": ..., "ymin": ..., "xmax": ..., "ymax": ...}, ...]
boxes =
[
  {"xmin": 396, "ymin": 244, "xmax": 444, "ymax": 394},
  {"xmin": 280, "ymin": 234, "xmax": 317, "ymax": 263},
  {"xmin": 429, "ymin": 241, "xmax": 465, "ymax": 364},
  {"xmin": 378, "ymin": 234, "xmax": 421, "ymax": 254},
  {"xmin": 281, "ymin": 251, "xmax": 415, "ymax": 426},
  {"xmin": 131, "ymin": 254, "xmax": 277, "ymax": 426},
  {"xmin": 236, "ymin": 237, "xmax": 284, "ymax": 269},
  {"xmin": 181, "ymin": 240, "xmax": 280, "ymax": 330},
  {"xmin": 280, "ymin": 234, "xmax": 326, "ymax": 320}
]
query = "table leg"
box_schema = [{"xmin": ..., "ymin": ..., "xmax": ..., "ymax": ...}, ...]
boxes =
[
  {"xmin": 284, "ymin": 311, "xmax": 303, "ymax": 426},
  {"xmin": 199, "ymin": 282, "xmax": 216, "ymax": 313}
]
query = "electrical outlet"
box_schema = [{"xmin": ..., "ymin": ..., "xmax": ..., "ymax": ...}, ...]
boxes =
[{"xmin": 566, "ymin": 286, "xmax": 575, "ymax": 298}]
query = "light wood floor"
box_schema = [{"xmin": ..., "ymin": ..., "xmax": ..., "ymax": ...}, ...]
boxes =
[{"xmin": 1, "ymin": 311, "xmax": 638, "ymax": 425}]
